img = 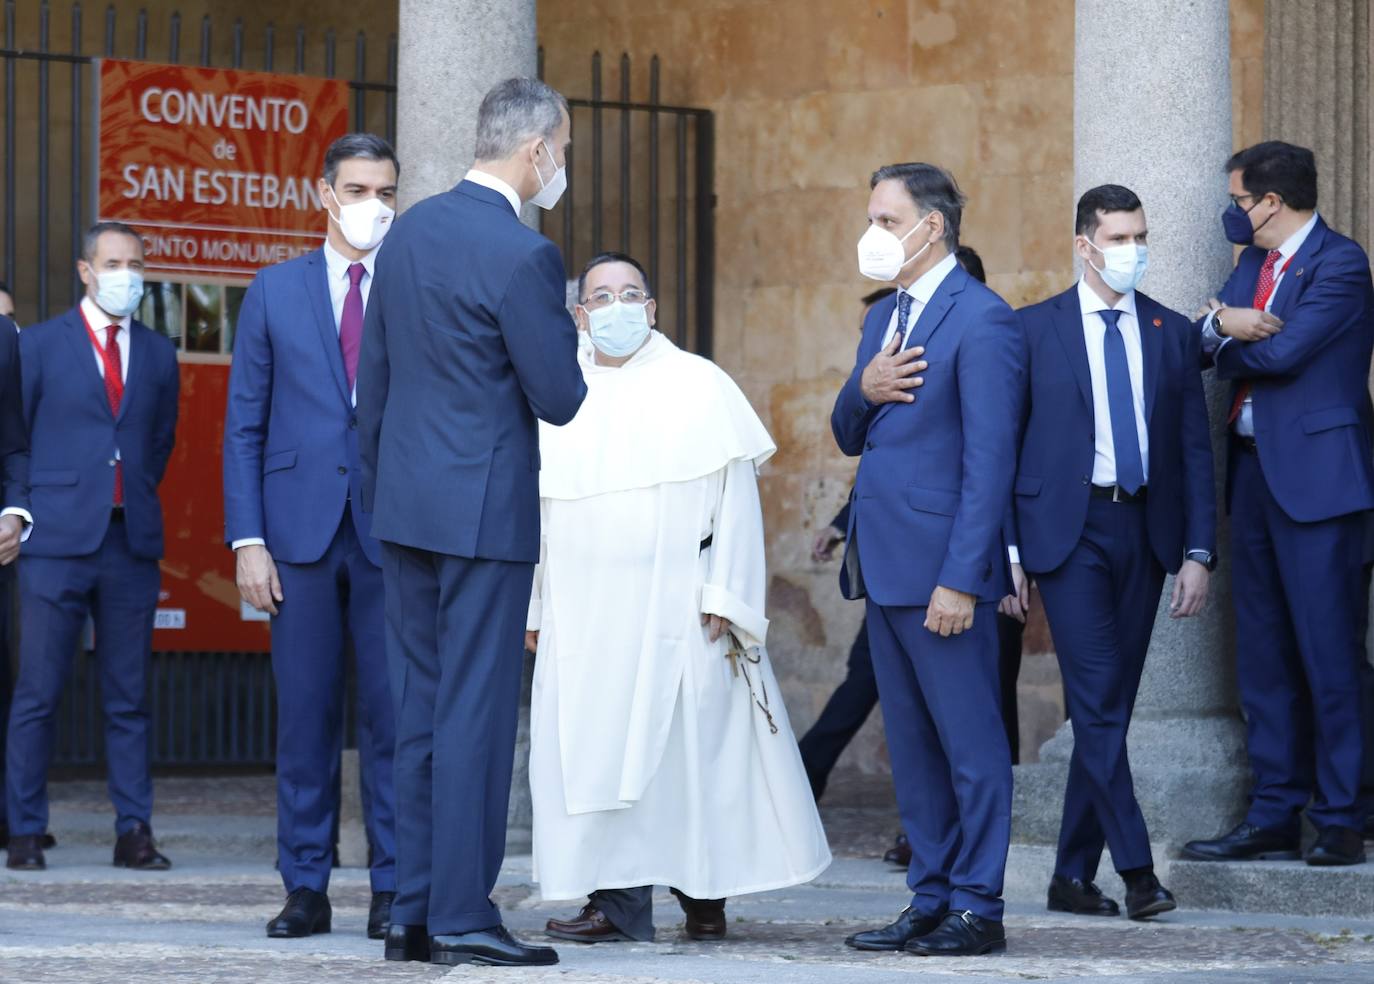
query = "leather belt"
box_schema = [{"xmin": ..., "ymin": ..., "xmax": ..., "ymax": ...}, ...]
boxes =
[
  {"xmin": 110, "ymin": 507, "xmax": 126, "ymax": 522},
  {"xmin": 1235, "ymin": 435, "xmax": 1259, "ymax": 453},
  {"xmin": 1090, "ymin": 484, "xmax": 1147, "ymax": 503},
  {"xmin": 699, "ymin": 534, "xmax": 713, "ymax": 552}
]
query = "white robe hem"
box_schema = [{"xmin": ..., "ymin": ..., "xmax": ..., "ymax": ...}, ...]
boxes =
[{"xmin": 535, "ymin": 853, "xmax": 835, "ymax": 905}]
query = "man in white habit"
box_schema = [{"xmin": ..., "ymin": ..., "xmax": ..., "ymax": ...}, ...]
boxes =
[{"xmin": 525, "ymin": 252, "xmax": 831, "ymax": 944}]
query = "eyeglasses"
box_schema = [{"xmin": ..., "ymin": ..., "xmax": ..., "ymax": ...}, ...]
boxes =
[
  {"xmin": 1229, "ymin": 193, "xmax": 1259, "ymax": 209},
  {"xmin": 580, "ymin": 288, "xmax": 650, "ymax": 309}
]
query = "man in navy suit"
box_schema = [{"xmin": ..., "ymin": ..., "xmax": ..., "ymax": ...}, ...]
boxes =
[
  {"xmin": 357, "ymin": 78, "xmax": 586, "ymax": 967},
  {"xmin": 5, "ymin": 222, "xmax": 178, "ymax": 872},
  {"xmin": 1009, "ymin": 185, "xmax": 1216, "ymax": 920},
  {"xmin": 0, "ymin": 300, "xmax": 31, "ymax": 854},
  {"xmin": 834, "ymin": 163, "xmax": 1024, "ymax": 957},
  {"xmin": 1185, "ymin": 141, "xmax": 1374, "ymax": 867},
  {"xmin": 225, "ymin": 133, "xmax": 401, "ymax": 940}
]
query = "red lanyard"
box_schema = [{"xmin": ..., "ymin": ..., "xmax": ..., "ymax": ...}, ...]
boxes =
[{"xmin": 1253, "ymin": 253, "xmax": 1295, "ymax": 311}]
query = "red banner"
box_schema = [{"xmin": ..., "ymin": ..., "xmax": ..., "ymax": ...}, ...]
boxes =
[{"xmin": 96, "ymin": 59, "xmax": 349, "ymax": 278}]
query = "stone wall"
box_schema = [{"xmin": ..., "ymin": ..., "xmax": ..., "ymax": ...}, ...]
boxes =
[{"xmin": 539, "ymin": 0, "xmax": 1269, "ymax": 781}]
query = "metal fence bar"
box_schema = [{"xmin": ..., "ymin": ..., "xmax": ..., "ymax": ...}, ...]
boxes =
[
  {"xmin": 199, "ymin": 13, "xmax": 210, "ymax": 66},
  {"xmin": 324, "ymin": 28, "xmax": 335, "ymax": 78},
  {"xmin": 69, "ymin": 0, "xmax": 82, "ymax": 306},
  {"xmin": 619, "ymin": 52, "xmax": 630, "ymax": 252},
  {"xmin": 675, "ymin": 113, "xmax": 687, "ymax": 348},
  {"xmin": 134, "ymin": 6, "xmax": 145, "ymax": 59},
  {"xmin": 4, "ymin": 0, "xmax": 15, "ymax": 292},
  {"xmin": 168, "ymin": 10, "xmax": 179, "ymax": 63},
  {"xmin": 263, "ymin": 21, "xmax": 274, "ymax": 72},
  {"xmin": 385, "ymin": 33, "xmax": 397, "ymax": 144},
  {"xmin": 36, "ymin": 1, "xmax": 49, "ymax": 320},
  {"xmin": 352, "ymin": 30, "xmax": 364, "ymax": 127},
  {"xmin": 590, "ymin": 52, "xmax": 602, "ymax": 255},
  {"xmin": 695, "ymin": 112, "xmax": 715, "ymax": 359},
  {"xmin": 294, "ymin": 24, "xmax": 304, "ymax": 73},
  {"xmin": 103, "ymin": 3, "xmax": 114, "ymax": 56},
  {"xmin": 232, "ymin": 18, "xmax": 243, "ymax": 69},
  {"xmin": 648, "ymin": 57, "xmax": 660, "ymax": 299}
]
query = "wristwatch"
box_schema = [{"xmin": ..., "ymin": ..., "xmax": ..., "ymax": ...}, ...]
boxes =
[
  {"xmin": 1186, "ymin": 549, "xmax": 1217, "ymax": 572},
  {"xmin": 1212, "ymin": 309, "xmax": 1226, "ymax": 337}
]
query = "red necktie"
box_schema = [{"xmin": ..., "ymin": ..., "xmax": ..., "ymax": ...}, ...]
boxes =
[
  {"xmin": 1227, "ymin": 249, "xmax": 1282, "ymax": 426},
  {"xmin": 101, "ymin": 325, "xmax": 125, "ymax": 506},
  {"xmin": 340, "ymin": 263, "xmax": 365, "ymax": 392}
]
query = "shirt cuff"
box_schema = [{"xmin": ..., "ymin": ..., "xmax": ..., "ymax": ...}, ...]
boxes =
[
  {"xmin": 231, "ymin": 537, "xmax": 267, "ymax": 550},
  {"xmin": 1007, "ymin": 545, "xmax": 1020, "ymax": 566},
  {"xmin": 2, "ymin": 507, "xmax": 32, "ymax": 542}
]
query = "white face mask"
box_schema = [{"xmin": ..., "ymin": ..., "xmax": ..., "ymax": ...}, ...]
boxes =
[
  {"xmin": 857, "ymin": 212, "xmax": 934, "ymax": 282},
  {"xmin": 529, "ymin": 140, "xmax": 568, "ymax": 211},
  {"xmin": 326, "ymin": 189, "xmax": 395, "ymax": 251},
  {"xmin": 585, "ymin": 301, "xmax": 651, "ymax": 357},
  {"xmin": 94, "ymin": 268, "xmax": 145, "ymax": 318},
  {"xmin": 1086, "ymin": 240, "xmax": 1149, "ymax": 294}
]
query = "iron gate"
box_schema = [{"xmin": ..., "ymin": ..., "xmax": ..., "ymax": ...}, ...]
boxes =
[{"xmin": 1, "ymin": 3, "xmax": 715, "ymax": 768}]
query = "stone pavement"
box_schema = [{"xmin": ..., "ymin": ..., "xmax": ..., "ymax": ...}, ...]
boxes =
[{"xmin": 3, "ymin": 774, "xmax": 1373, "ymax": 982}]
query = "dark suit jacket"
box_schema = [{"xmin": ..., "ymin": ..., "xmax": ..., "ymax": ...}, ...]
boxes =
[
  {"xmin": 0, "ymin": 318, "xmax": 30, "ymax": 520},
  {"xmin": 357, "ymin": 180, "xmax": 587, "ymax": 563},
  {"xmin": 831, "ymin": 263, "xmax": 1026, "ymax": 606},
  {"xmin": 223, "ymin": 248, "xmax": 382, "ymax": 567},
  {"xmin": 19, "ymin": 307, "xmax": 179, "ymax": 560},
  {"xmin": 1009, "ymin": 287, "xmax": 1216, "ymax": 575},
  {"xmin": 1202, "ymin": 216, "xmax": 1374, "ymax": 522}
]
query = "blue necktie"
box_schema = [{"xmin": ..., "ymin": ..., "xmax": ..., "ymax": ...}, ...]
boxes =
[
  {"xmin": 895, "ymin": 291, "xmax": 913, "ymax": 348},
  {"xmin": 1099, "ymin": 309, "xmax": 1144, "ymax": 494}
]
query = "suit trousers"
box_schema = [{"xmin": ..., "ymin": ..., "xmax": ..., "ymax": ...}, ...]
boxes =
[
  {"xmin": 6, "ymin": 518, "xmax": 159, "ymax": 836},
  {"xmin": 382, "ymin": 542, "xmax": 532, "ymax": 935},
  {"xmin": 1231, "ymin": 448, "xmax": 1366, "ymax": 831},
  {"xmin": 867, "ymin": 601, "xmax": 1011, "ymax": 921},
  {"xmin": 0, "ymin": 567, "xmax": 12, "ymax": 828},
  {"xmin": 272, "ymin": 509, "xmax": 395, "ymax": 894},
  {"xmin": 1033, "ymin": 498, "xmax": 1162, "ymax": 881}
]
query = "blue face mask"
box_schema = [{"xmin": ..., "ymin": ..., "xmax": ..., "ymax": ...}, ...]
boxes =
[
  {"xmin": 1221, "ymin": 202, "xmax": 1257, "ymax": 245},
  {"xmin": 94, "ymin": 269, "xmax": 145, "ymax": 318},
  {"xmin": 586, "ymin": 300, "xmax": 651, "ymax": 357}
]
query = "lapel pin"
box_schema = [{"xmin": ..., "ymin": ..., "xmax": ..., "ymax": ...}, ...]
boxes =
[
  {"xmin": 1295, "ymin": 268, "xmax": 1304, "ymax": 278},
  {"xmin": 1152, "ymin": 317, "xmax": 1162, "ymax": 328}
]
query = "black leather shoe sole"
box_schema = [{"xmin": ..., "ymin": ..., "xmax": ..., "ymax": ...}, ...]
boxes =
[
  {"xmin": 1306, "ymin": 850, "xmax": 1367, "ymax": 867},
  {"xmin": 1180, "ymin": 845, "xmax": 1299, "ymax": 861},
  {"xmin": 4, "ymin": 857, "xmax": 45, "ymax": 872},
  {"xmin": 1047, "ymin": 896, "xmax": 1119, "ymax": 917},
  {"xmin": 430, "ymin": 948, "xmax": 560, "ymax": 967},
  {"xmin": 907, "ymin": 937, "xmax": 1007, "ymax": 956},
  {"xmin": 383, "ymin": 932, "xmax": 430, "ymax": 962},
  {"xmin": 1127, "ymin": 897, "xmax": 1177, "ymax": 921},
  {"xmin": 266, "ymin": 917, "xmax": 331, "ymax": 939}
]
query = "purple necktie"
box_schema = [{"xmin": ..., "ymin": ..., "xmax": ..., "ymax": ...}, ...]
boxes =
[{"xmin": 340, "ymin": 262, "xmax": 366, "ymax": 391}]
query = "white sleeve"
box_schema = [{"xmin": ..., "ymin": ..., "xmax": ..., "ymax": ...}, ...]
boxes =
[{"xmin": 700, "ymin": 458, "xmax": 770, "ymax": 648}]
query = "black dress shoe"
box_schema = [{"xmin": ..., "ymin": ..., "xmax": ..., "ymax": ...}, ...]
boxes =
[
  {"xmin": 1181, "ymin": 822, "xmax": 1300, "ymax": 861},
  {"xmin": 905, "ymin": 910, "xmax": 1006, "ymax": 956},
  {"xmin": 5, "ymin": 834, "xmax": 45, "ymax": 871},
  {"xmin": 429, "ymin": 927, "xmax": 559, "ymax": 967},
  {"xmin": 367, "ymin": 891, "xmax": 395, "ymax": 940},
  {"xmin": 883, "ymin": 833, "xmax": 912, "ymax": 867},
  {"xmin": 671, "ymin": 888, "xmax": 727, "ymax": 941},
  {"xmin": 1362, "ymin": 814, "xmax": 1374, "ymax": 842},
  {"xmin": 1124, "ymin": 872, "xmax": 1177, "ymax": 920},
  {"xmin": 266, "ymin": 888, "xmax": 332, "ymax": 938},
  {"xmin": 845, "ymin": 906, "xmax": 946, "ymax": 951},
  {"xmin": 112, "ymin": 822, "xmax": 172, "ymax": 870},
  {"xmin": 384, "ymin": 924, "xmax": 431, "ymax": 962},
  {"xmin": 1047, "ymin": 875, "xmax": 1119, "ymax": 916},
  {"xmin": 1306, "ymin": 825, "xmax": 1366, "ymax": 866}
]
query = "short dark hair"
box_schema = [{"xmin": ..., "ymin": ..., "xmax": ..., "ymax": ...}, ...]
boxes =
[
  {"xmin": 955, "ymin": 245, "xmax": 986, "ymax": 284},
  {"xmin": 323, "ymin": 132, "xmax": 400, "ymax": 186},
  {"xmin": 578, "ymin": 251, "xmax": 651, "ymax": 300},
  {"xmin": 870, "ymin": 162, "xmax": 965, "ymax": 251},
  {"xmin": 0, "ymin": 280, "xmax": 10, "ymax": 298},
  {"xmin": 82, "ymin": 221, "xmax": 143, "ymax": 262},
  {"xmin": 1075, "ymin": 184, "xmax": 1143, "ymax": 240},
  {"xmin": 1225, "ymin": 141, "xmax": 1318, "ymax": 211},
  {"xmin": 861, "ymin": 287, "xmax": 896, "ymax": 307}
]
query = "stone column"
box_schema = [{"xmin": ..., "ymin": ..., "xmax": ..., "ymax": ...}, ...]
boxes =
[
  {"xmin": 1012, "ymin": 0, "xmax": 1250, "ymax": 857},
  {"xmin": 396, "ymin": 0, "xmax": 539, "ymax": 846},
  {"xmin": 1263, "ymin": 0, "xmax": 1370, "ymax": 250}
]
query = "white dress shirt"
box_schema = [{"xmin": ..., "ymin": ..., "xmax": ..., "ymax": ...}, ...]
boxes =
[
  {"xmin": 80, "ymin": 295, "xmax": 131, "ymax": 384},
  {"xmin": 880, "ymin": 251, "xmax": 959, "ymax": 349},
  {"xmin": 232, "ymin": 242, "xmax": 377, "ymax": 553},
  {"xmin": 1203, "ymin": 212, "xmax": 1319, "ymax": 436},
  {"xmin": 463, "ymin": 168, "xmax": 522, "ymax": 215},
  {"xmin": 1078, "ymin": 279, "xmax": 1150, "ymax": 487}
]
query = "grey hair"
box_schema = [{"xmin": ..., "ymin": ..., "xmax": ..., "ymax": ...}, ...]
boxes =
[
  {"xmin": 870, "ymin": 162, "xmax": 966, "ymax": 252},
  {"xmin": 82, "ymin": 221, "xmax": 143, "ymax": 262},
  {"xmin": 323, "ymin": 132, "xmax": 400, "ymax": 186},
  {"xmin": 474, "ymin": 78, "xmax": 568, "ymax": 161}
]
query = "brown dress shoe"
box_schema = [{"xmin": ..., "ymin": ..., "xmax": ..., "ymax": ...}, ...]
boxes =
[
  {"xmin": 5, "ymin": 834, "xmax": 46, "ymax": 871},
  {"xmin": 113, "ymin": 821, "xmax": 172, "ymax": 870},
  {"xmin": 671, "ymin": 889, "xmax": 727, "ymax": 941},
  {"xmin": 545, "ymin": 903, "xmax": 631, "ymax": 943}
]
